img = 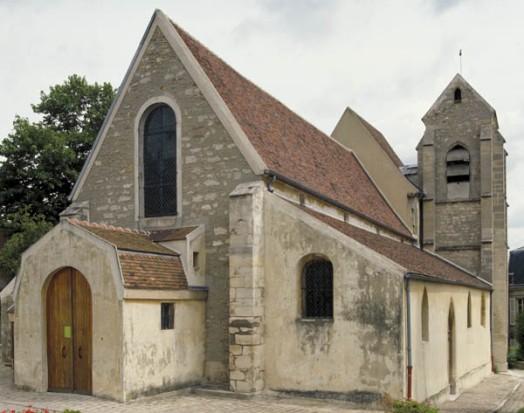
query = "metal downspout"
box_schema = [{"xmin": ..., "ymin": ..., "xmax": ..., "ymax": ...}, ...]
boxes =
[
  {"xmin": 405, "ymin": 275, "xmax": 413, "ymax": 400},
  {"xmin": 490, "ymin": 289, "xmax": 495, "ymax": 372}
]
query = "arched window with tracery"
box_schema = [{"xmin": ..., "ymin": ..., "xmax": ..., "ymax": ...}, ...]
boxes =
[
  {"xmin": 302, "ymin": 259, "xmax": 333, "ymax": 319},
  {"xmin": 446, "ymin": 145, "xmax": 470, "ymax": 199},
  {"xmin": 142, "ymin": 104, "xmax": 177, "ymax": 217}
]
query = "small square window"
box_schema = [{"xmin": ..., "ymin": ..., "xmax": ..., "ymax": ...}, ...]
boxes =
[{"xmin": 161, "ymin": 303, "xmax": 175, "ymax": 330}]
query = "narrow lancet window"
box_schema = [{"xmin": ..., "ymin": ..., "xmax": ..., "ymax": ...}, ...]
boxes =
[
  {"xmin": 422, "ymin": 288, "xmax": 429, "ymax": 341},
  {"xmin": 143, "ymin": 104, "xmax": 177, "ymax": 217},
  {"xmin": 454, "ymin": 88, "xmax": 462, "ymax": 103},
  {"xmin": 467, "ymin": 292, "xmax": 472, "ymax": 328}
]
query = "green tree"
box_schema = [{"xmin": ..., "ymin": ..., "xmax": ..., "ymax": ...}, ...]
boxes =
[
  {"xmin": 0, "ymin": 75, "xmax": 116, "ymax": 222},
  {"xmin": 0, "ymin": 75, "xmax": 115, "ymax": 286},
  {"xmin": 0, "ymin": 210, "xmax": 53, "ymax": 282}
]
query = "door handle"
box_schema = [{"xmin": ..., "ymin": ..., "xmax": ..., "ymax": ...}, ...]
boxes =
[
  {"xmin": 61, "ymin": 345, "xmax": 67, "ymax": 358},
  {"xmin": 78, "ymin": 346, "xmax": 83, "ymax": 359}
]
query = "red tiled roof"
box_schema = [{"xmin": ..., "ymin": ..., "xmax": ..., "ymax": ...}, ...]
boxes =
[
  {"xmin": 173, "ymin": 23, "xmax": 412, "ymax": 238},
  {"xmin": 70, "ymin": 219, "xmax": 176, "ymax": 256},
  {"xmin": 69, "ymin": 220, "xmax": 189, "ymax": 290},
  {"xmin": 150, "ymin": 226, "xmax": 199, "ymax": 242},
  {"xmin": 301, "ymin": 207, "xmax": 490, "ymax": 290},
  {"xmin": 119, "ymin": 252, "xmax": 188, "ymax": 290}
]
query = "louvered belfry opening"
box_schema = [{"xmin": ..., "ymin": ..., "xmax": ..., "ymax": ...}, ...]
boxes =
[
  {"xmin": 302, "ymin": 259, "xmax": 333, "ymax": 319},
  {"xmin": 143, "ymin": 104, "xmax": 177, "ymax": 217},
  {"xmin": 446, "ymin": 145, "xmax": 470, "ymax": 199}
]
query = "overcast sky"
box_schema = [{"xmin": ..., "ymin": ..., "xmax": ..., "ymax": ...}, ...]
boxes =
[{"xmin": 1, "ymin": 0, "xmax": 523, "ymax": 248}]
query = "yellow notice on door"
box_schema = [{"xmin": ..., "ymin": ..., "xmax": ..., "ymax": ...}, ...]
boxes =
[{"xmin": 64, "ymin": 325, "xmax": 72, "ymax": 338}]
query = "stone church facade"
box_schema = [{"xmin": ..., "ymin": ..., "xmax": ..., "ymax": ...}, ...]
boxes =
[{"xmin": 1, "ymin": 9, "xmax": 507, "ymax": 406}]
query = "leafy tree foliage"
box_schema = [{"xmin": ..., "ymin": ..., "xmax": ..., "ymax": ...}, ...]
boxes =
[
  {"xmin": 0, "ymin": 210, "xmax": 53, "ymax": 282},
  {"xmin": 0, "ymin": 75, "xmax": 116, "ymax": 223},
  {"xmin": 0, "ymin": 75, "xmax": 115, "ymax": 286}
]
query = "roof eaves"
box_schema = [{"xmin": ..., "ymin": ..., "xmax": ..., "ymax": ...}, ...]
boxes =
[
  {"xmin": 421, "ymin": 247, "xmax": 492, "ymax": 288},
  {"xmin": 405, "ymin": 272, "xmax": 492, "ymax": 291},
  {"xmin": 265, "ymin": 169, "xmax": 415, "ymax": 240}
]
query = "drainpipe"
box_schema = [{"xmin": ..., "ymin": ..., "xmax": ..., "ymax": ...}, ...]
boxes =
[
  {"xmin": 490, "ymin": 289, "xmax": 495, "ymax": 372},
  {"xmin": 405, "ymin": 275, "xmax": 413, "ymax": 400}
]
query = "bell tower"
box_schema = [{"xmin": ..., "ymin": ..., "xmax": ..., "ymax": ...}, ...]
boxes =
[{"xmin": 417, "ymin": 74, "xmax": 508, "ymax": 371}]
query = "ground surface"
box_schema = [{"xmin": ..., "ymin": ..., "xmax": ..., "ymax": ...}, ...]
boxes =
[{"xmin": 1, "ymin": 364, "xmax": 524, "ymax": 412}]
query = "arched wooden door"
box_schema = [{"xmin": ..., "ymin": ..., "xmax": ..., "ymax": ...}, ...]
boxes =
[{"xmin": 46, "ymin": 267, "xmax": 92, "ymax": 394}]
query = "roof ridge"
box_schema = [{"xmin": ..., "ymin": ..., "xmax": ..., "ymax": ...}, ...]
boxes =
[
  {"xmin": 68, "ymin": 219, "xmax": 150, "ymax": 236},
  {"xmin": 118, "ymin": 250, "xmax": 179, "ymax": 258}
]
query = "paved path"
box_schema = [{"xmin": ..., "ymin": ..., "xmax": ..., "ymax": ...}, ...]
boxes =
[
  {"xmin": 0, "ymin": 364, "xmax": 375, "ymax": 413},
  {"xmin": 438, "ymin": 372, "xmax": 524, "ymax": 413},
  {"xmin": 2, "ymin": 363, "xmax": 524, "ymax": 413}
]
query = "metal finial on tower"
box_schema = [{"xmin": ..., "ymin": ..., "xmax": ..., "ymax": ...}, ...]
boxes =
[{"xmin": 459, "ymin": 49, "xmax": 463, "ymax": 74}]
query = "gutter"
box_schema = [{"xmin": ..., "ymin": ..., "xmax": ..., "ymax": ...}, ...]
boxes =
[{"xmin": 263, "ymin": 169, "xmax": 414, "ymax": 241}]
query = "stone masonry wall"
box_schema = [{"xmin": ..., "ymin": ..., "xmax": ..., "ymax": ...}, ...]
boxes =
[
  {"xmin": 418, "ymin": 76, "xmax": 508, "ymax": 371},
  {"xmin": 75, "ymin": 27, "xmax": 256, "ymax": 382},
  {"xmin": 228, "ymin": 182, "xmax": 265, "ymax": 393}
]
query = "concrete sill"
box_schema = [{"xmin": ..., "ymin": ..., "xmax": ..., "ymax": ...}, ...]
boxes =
[{"xmin": 296, "ymin": 318, "xmax": 334, "ymax": 324}]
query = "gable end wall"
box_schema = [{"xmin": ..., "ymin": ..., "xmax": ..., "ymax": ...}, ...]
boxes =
[{"xmin": 75, "ymin": 26, "xmax": 257, "ymax": 382}]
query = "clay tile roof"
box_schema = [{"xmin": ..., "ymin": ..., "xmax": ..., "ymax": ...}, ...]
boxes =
[
  {"xmin": 150, "ymin": 226, "xmax": 199, "ymax": 242},
  {"xmin": 119, "ymin": 252, "xmax": 188, "ymax": 290},
  {"xmin": 301, "ymin": 207, "xmax": 490, "ymax": 290},
  {"xmin": 173, "ymin": 23, "xmax": 412, "ymax": 239},
  {"xmin": 69, "ymin": 219, "xmax": 176, "ymax": 256}
]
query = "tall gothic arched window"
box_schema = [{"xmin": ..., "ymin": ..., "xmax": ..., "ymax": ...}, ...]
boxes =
[{"xmin": 143, "ymin": 104, "xmax": 177, "ymax": 217}]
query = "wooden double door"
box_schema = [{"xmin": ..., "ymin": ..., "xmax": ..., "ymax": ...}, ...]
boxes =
[{"xmin": 46, "ymin": 267, "xmax": 92, "ymax": 394}]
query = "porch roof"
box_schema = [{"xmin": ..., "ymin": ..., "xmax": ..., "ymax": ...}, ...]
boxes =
[{"xmin": 69, "ymin": 219, "xmax": 188, "ymax": 290}]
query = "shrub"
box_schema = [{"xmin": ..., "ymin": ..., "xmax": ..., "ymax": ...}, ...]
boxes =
[
  {"xmin": 509, "ymin": 345, "xmax": 519, "ymax": 368},
  {"xmin": 517, "ymin": 312, "xmax": 524, "ymax": 360},
  {"xmin": 517, "ymin": 408, "xmax": 524, "ymax": 413},
  {"xmin": 392, "ymin": 399, "xmax": 439, "ymax": 413}
]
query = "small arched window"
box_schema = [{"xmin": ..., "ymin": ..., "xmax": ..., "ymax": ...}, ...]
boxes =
[
  {"xmin": 302, "ymin": 259, "xmax": 333, "ymax": 319},
  {"xmin": 467, "ymin": 292, "xmax": 472, "ymax": 328},
  {"xmin": 481, "ymin": 293, "xmax": 486, "ymax": 327},
  {"xmin": 143, "ymin": 104, "xmax": 177, "ymax": 217},
  {"xmin": 446, "ymin": 145, "xmax": 470, "ymax": 199},
  {"xmin": 454, "ymin": 88, "xmax": 462, "ymax": 103},
  {"xmin": 422, "ymin": 288, "xmax": 429, "ymax": 342}
]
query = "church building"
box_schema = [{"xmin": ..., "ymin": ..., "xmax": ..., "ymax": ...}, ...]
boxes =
[{"xmin": 2, "ymin": 9, "xmax": 507, "ymax": 406}]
